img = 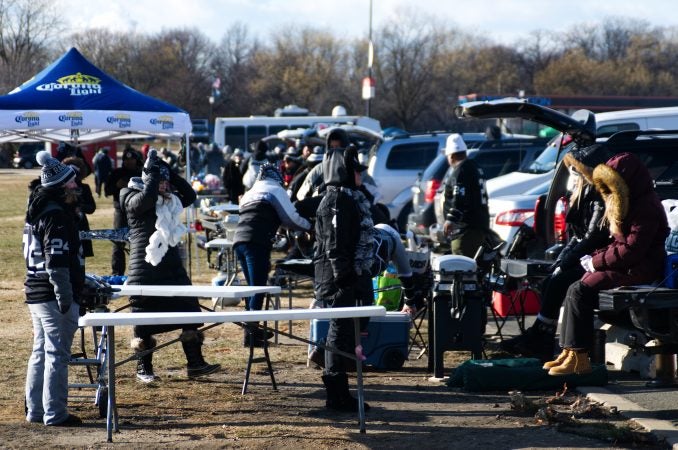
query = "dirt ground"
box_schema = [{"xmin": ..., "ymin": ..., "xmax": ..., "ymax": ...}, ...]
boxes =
[{"xmin": 0, "ymin": 274, "xmax": 669, "ymax": 450}]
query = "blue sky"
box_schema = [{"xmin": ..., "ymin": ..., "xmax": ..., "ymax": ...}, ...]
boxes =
[{"xmin": 61, "ymin": 0, "xmax": 678, "ymax": 44}]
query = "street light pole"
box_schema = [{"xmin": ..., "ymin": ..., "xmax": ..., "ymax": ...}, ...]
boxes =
[{"xmin": 361, "ymin": 0, "xmax": 375, "ymax": 116}]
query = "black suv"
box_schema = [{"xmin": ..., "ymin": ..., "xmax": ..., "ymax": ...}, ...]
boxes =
[
  {"xmin": 408, "ymin": 136, "xmax": 549, "ymax": 237},
  {"xmin": 455, "ymin": 100, "xmax": 678, "ymax": 256}
]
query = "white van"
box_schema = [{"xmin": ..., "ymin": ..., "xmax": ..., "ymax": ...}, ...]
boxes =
[
  {"xmin": 481, "ymin": 105, "xmax": 678, "ymax": 198},
  {"xmin": 213, "ymin": 114, "xmax": 381, "ymax": 150}
]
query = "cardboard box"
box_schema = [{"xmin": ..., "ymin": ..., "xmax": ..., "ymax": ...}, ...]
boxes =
[{"xmin": 309, "ymin": 312, "xmax": 410, "ymax": 370}]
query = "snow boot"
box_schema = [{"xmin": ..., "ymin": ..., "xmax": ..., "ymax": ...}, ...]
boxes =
[
  {"xmin": 131, "ymin": 337, "xmax": 158, "ymax": 383},
  {"xmin": 180, "ymin": 330, "xmax": 221, "ymax": 377}
]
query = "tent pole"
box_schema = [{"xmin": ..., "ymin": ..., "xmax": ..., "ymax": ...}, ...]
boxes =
[{"xmin": 185, "ymin": 133, "xmax": 193, "ymax": 281}]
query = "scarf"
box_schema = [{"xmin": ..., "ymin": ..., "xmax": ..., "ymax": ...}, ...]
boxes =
[{"xmin": 145, "ymin": 193, "xmax": 187, "ymax": 266}]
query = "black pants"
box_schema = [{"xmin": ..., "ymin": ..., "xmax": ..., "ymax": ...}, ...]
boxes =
[
  {"xmin": 324, "ymin": 276, "xmax": 373, "ymax": 375},
  {"xmin": 539, "ymin": 265, "xmax": 585, "ymax": 321},
  {"xmin": 559, "ymin": 281, "xmax": 599, "ymax": 350},
  {"xmin": 111, "ymin": 207, "xmax": 127, "ymax": 276}
]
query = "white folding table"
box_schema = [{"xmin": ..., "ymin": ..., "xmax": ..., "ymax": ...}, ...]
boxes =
[{"xmin": 79, "ymin": 297, "xmax": 386, "ymax": 442}]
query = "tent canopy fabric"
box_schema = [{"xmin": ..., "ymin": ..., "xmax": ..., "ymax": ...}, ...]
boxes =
[{"xmin": 0, "ymin": 47, "xmax": 191, "ymax": 144}]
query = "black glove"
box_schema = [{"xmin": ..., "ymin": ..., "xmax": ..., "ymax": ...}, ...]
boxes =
[
  {"xmin": 143, "ymin": 148, "xmax": 160, "ymax": 175},
  {"xmin": 57, "ymin": 299, "xmax": 71, "ymax": 314}
]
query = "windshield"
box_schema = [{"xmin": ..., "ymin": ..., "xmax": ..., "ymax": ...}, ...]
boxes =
[{"xmin": 519, "ymin": 134, "xmax": 572, "ymax": 174}]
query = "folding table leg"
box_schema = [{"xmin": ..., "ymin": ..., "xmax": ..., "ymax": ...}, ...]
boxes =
[
  {"xmin": 354, "ymin": 318, "xmax": 367, "ymax": 433},
  {"xmin": 105, "ymin": 326, "xmax": 118, "ymax": 442}
]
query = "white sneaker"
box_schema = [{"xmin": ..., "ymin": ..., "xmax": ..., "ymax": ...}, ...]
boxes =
[{"xmin": 136, "ymin": 372, "xmax": 158, "ymax": 383}]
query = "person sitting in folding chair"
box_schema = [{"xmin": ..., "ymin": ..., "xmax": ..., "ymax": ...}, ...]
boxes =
[
  {"xmin": 501, "ymin": 143, "xmax": 613, "ymax": 361},
  {"xmin": 370, "ymin": 223, "xmax": 427, "ymax": 316}
]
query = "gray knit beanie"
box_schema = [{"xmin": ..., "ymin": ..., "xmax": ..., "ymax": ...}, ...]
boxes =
[{"xmin": 36, "ymin": 150, "xmax": 76, "ymax": 188}]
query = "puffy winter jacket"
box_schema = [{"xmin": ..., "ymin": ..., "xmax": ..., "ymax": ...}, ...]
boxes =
[
  {"xmin": 120, "ymin": 169, "xmax": 196, "ymax": 290},
  {"xmin": 233, "ymin": 178, "xmax": 310, "ymax": 249},
  {"xmin": 586, "ymin": 152, "xmax": 669, "ymax": 289}
]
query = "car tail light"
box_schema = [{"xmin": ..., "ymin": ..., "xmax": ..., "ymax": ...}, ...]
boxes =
[
  {"xmin": 424, "ymin": 179, "xmax": 441, "ymax": 203},
  {"xmin": 495, "ymin": 209, "xmax": 534, "ymax": 226},
  {"xmin": 553, "ymin": 196, "xmax": 569, "ymax": 242}
]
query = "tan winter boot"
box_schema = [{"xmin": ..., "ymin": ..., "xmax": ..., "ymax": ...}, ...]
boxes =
[
  {"xmin": 542, "ymin": 348, "xmax": 570, "ymax": 370},
  {"xmin": 548, "ymin": 350, "xmax": 592, "ymax": 376}
]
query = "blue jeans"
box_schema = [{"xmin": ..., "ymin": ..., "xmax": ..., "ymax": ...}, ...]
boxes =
[
  {"xmin": 25, "ymin": 301, "xmax": 79, "ymax": 425},
  {"xmin": 234, "ymin": 242, "xmax": 271, "ymax": 310}
]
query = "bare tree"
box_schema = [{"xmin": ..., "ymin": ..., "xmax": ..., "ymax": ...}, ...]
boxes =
[{"xmin": 0, "ymin": 0, "xmax": 63, "ymax": 92}]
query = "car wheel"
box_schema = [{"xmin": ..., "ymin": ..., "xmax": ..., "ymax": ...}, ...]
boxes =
[
  {"xmin": 22, "ymin": 160, "xmax": 33, "ymax": 169},
  {"xmin": 380, "ymin": 348, "xmax": 405, "ymax": 370}
]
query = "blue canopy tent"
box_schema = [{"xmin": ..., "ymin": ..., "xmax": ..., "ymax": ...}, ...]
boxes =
[{"xmin": 0, "ymin": 47, "xmax": 192, "ymax": 172}]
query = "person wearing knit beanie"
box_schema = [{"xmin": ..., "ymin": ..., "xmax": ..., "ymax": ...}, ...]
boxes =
[
  {"xmin": 24, "ymin": 150, "xmax": 84, "ymax": 427},
  {"xmin": 36, "ymin": 151, "xmax": 76, "ymax": 188}
]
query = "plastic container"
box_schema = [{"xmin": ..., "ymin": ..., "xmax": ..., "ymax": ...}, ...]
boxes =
[{"xmin": 309, "ymin": 312, "xmax": 410, "ymax": 370}]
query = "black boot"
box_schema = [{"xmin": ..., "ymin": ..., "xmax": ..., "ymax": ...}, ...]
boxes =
[
  {"xmin": 243, "ymin": 323, "xmax": 274, "ymax": 348},
  {"xmin": 180, "ymin": 330, "xmax": 221, "ymax": 377},
  {"xmin": 321, "ymin": 373, "xmax": 370, "ymax": 412},
  {"xmin": 131, "ymin": 337, "xmax": 158, "ymax": 383},
  {"xmin": 501, "ymin": 319, "xmax": 556, "ymax": 362}
]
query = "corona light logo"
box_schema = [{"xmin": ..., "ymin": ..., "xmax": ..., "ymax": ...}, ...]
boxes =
[
  {"xmin": 14, "ymin": 112, "xmax": 40, "ymax": 127},
  {"xmin": 106, "ymin": 113, "xmax": 132, "ymax": 128},
  {"xmin": 36, "ymin": 72, "xmax": 102, "ymax": 96},
  {"xmin": 58, "ymin": 112, "xmax": 84, "ymax": 127},
  {"xmin": 150, "ymin": 115, "xmax": 174, "ymax": 130}
]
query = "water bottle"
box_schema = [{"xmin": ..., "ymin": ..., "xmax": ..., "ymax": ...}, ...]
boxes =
[{"xmin": 406, "ymin": 230, "xmax": 417, "ymax": 251}]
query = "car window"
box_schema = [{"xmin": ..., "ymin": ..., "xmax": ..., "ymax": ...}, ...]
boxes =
[
  {"xmin": 632, "ymin": 149, "xmax": 678, "ymax": 182},
  {"xmin": 471, "ymin": 150, "xmax": 525, "ymax": 179},
  {"xmin": 421, "ymin": 154, "xmax": 449, "ymax": 181},
  {"xmin": 247, "ymin": 126, "xmax": 267, "ymax": 146},
  {"xmin": 521, "ymin": 142, "xmax": 571, "ymax": 174},
  {"xmin": 596, "ymin": 122, "xmax": 640, "ymax": 138},
  {"xmin": 385, "ymin": 142, "xmax": 439, "ymax": 170}
]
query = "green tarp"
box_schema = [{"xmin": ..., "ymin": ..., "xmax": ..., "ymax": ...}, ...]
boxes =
[{"xmin": 448, "ymin": 358, "xmax": 608, "ymax": 392}]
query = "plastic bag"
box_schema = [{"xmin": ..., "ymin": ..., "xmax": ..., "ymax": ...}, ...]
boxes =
[
  {"xmin": 662, "ymin": 199, "xmax": 678, "ymax": 253},
  {"xmin": 373, "ymin": 265, "xmax": 402, "ymax": 311}
]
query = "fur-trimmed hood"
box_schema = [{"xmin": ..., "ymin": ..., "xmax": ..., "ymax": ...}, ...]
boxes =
[
  {"xmin": 592, "ymin": 152, "xmax": 654, "ymax": 234},
  {"xmin": 563, "ymin": 143, "xmax": 612, "ymax": 185}
]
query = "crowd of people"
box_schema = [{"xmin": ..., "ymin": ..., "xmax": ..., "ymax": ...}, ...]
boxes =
[{"xmin": 21, "ymin": 126, "xmax": 671, "ymax": 427}]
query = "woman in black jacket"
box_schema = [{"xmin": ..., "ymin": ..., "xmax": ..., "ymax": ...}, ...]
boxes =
[
  {"xmin": 502, "ymin": 143, "xmax": 612, "ymax": 361},
  {"xmin": 120, "ymin": 149, "xmax": 220, "ymax": 383}
]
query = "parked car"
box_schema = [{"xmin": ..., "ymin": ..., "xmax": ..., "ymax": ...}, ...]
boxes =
[
  {"xmin": 461, "ymin": 102, "xmax": 678, "ymax": 199},
  {"xmin": 487, "ymin": 180, "xmax": 551, "ymax": 256},
  {"xmin": 13, "ymin": 143, "xmax": 46, "ymax": 169},
  {"xmin": 457, "ymin": 100, "xmax": 678, "ymax": 258},
  {"xmin": 367, "ymin": 131, "xmax": 522, "ymax": 230},
  {"xmin": 408, "ymin": 137, "xmax": 548, "ymax": 237}
]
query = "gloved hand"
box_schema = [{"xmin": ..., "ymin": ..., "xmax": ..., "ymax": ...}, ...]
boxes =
[
  {"xmin": 580, "ymin": 254, "xmax": 595, "ymax": 273},
  {"xmin": 143, "ymin": 148, "xmax": 160, "ymax": 174},
  {"xmin": 57, "ymin": 299, "xmax": 72, "ymax": 314}
]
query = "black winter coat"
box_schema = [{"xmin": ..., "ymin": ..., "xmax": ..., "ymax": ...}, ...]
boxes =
[
  {"xmin": 120, "ymin": 170, "xmax": 199, "ymax": 314},
  {"xmin": 557, "ymin": 184, "xmax": 611, "ymax": 270}
]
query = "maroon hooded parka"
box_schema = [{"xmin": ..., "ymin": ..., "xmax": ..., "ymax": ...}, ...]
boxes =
[{"xmin": 584, "ymin": 152, "xmax": 669, "ymax": 290}]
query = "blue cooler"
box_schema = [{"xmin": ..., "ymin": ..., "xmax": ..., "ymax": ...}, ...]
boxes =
[{"xmin": 309, "ymin": 312, "xmax": 410, "ymax": 370}]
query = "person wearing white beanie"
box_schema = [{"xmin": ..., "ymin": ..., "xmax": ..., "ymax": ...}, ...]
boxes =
[{"xmin": 441, "ymin": 133, "xmax": 490, "ymax": 257}]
